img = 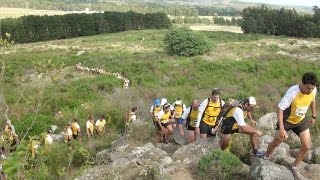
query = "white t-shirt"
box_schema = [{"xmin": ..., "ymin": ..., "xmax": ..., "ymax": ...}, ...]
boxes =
[
  {"xmin": 66, "ymin": 128, "xmax": 72, "ymax": 136},
  {"xmin": 278, "ymin": 84, "xmax": 317, "ymax": 110},
  {"xmin": 232, "ymin": 107, "xmax": 246, "ymax": 126},
  {"xmin": 46, "ymin": 135, "xmax": 53, "ymax": 145}
]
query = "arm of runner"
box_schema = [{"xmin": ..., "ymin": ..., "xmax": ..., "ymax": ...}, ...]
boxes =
[
  {"xmin": 196, "ymin": 98, "xmax": 208, "ymax": 127},
  {"xmin": 234, "ymin": 108, "xmax": 262, "ymax": 136}
]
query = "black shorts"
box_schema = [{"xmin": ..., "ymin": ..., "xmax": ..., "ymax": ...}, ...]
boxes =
[
  {"xmin": 276, "ymin": 118, "xmax": 310, "ymax": 136},
  {"xmin": 199, "ymin": 120, "xmax": 216, "ymax": 136},
  {"xmin": 161, "ymin": 122, "xmax": 171, "ymax": 128},
  {"xmin": 221, "ymin": 118, "xmax": 239, "ymax": 135},
  {"xmin": 187, "ymin": 125, "xmax": 196, "ymax": 131},
  {"xmin": 153, "ymin": 121, "xmax": 162, "ymax": 131},
  {"xmin": 72, "ymin": 134, "xmax": 78, "ymax": 140}
]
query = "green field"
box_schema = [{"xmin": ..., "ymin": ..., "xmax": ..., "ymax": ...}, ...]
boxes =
[{"xmin": 1, "ymin": 29, "xmax": 320, "ymax": 178}]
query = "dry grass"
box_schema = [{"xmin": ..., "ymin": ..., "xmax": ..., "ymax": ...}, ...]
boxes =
[{"xmin": 189, "ymin": 25, "xmax": 242, "ymax": 33}]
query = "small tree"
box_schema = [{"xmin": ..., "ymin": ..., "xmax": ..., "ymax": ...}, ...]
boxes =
[{"xmin": 164, "ymin": 28, "xmax": 211, "ymax": 57}]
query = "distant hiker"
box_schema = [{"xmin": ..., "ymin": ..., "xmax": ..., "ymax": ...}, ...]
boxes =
[
  {"xmin": 3, "ymin": 126, "xmax": 18, "ymax": 153},
  {"xmin": 172, "ymin": 98, "xmax": 186, "ymax": 137},
  {"xmin": 71, "ymin": 118, "xmax": 81, "ymax": 141},
  {"xmin": 54, "ymin": 110, "xmax": 63, "ymax": 119},
  {"xmin": 125, "ymin": 107, "xmax": 138, "ymax": 133},
  {"xmin": 150, "ymin": 98, "xmax": 164, "ymax": 142},
  {"xmin": 264, "ymin": 72, "xmax": 318, "ymax": 179},
  {"xmin": 182, "ymin": 99, "xmax": 200, "ymax": 143},
  {"xmin": 219, "ymin": 96, "xmax": 263, "ymax": 157},
  {"xmin": 4, "ymin": 120, "xmax": 15, "ymax": 135},
  {"xmin": 44, "ymin": 129, "xmax": 53, "ymax": 145},
  {"xmin": 156, "ymin": 103, "xmax": 174, "ymax": 144},
  {"xmin": 196, "ymin": 88, "xmax": 225, "ymax": 139},
  {"xmin": 126, "ymin": 107, "xmax": 138, "ymax": 125},
  {"xmin": 96, "ymin": 115, "xmax": 106, "ymax": 136},
  {"xmin": 31, "ymin": 136, "xmax": 41, "ymax": 158},
  {"xmin": 86, "ymin": 115, "xmax": 95, "ymax": 139},
  {"xmin": 64, "ymin": 123, "xmax": 73, "ymax": 145}
]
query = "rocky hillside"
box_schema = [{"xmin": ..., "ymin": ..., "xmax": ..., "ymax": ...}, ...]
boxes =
[{"xmin": 72, "ymin": 113, "xmax": 320, "ymax": 180}]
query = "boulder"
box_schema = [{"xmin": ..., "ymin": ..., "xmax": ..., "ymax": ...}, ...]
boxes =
[
  {"xmin": 172, "ymin": 138, "xmax": 219, "ymax": 167},
  {"xmin": 300, "ymin": 164, "xmax": 320, "ymax": 180},
  {"xmin": 290, "ymin": 149, "xmax": 313, "ymax": 163},
  {"xmin": 313, "ymin": 147, "xmax": 320, "ymax": 164},
  {"xmin": 258, "ymin": 135, "xmax": 290, "ymax": 161},
  {"xmin": 257, "ymin": 112, "xmax": 277, "ymax": 132},
  {"xmin": 51, "ymin": 132, "xmax": 64, "ymax": 142},
  {"xmin": 250, "ymin": 158, "xmax": 294, "ymax": 180},
  {"xmin": 156, "ymin": 142, "xmax": 180, "ymax": 155}
]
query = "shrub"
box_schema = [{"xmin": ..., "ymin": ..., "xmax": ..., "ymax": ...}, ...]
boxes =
[
  {"xmin": 164, "ymin": 28, "xmax": 211, "ymax": 57},
  {"xmin": 14, "ymin": 114, "xmax": 52, "ymax": 138},
  {"xmin": 198, "ymin": 149, "xmax": 242, "ymax": 179}
]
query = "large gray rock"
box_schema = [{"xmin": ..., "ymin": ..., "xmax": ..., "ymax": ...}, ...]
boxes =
[
  {"xmin": 300, "ymin": 164, "xmax": 320, "ymax": 180},
  {"xmin": 290, "ymin": 149, "xmax": 313, "ymax": 163},
  {"xmin": 313, "ymin": 147, "xmax": 320, "ymax": 164},
  {"xmin": 258, "ymin": 135, "xmax": 290, "ymax": 161},
  {"xmin": 257, "ymin": 112, "xmax": 277, "ymax": 133},
  {"xmin": 156, "ymin": 142, "xmax": 180, "ymax": 155},
  {"xmin": 172, "ymin": 138, "xmax": 219, "ymax": 168},
  {"xmin": 51, "ymin": 132, "xmax": 64, "ymax": 142},
  {"xmin": 250, "ymin": 158, "xmax": 294, "ymax": 180}
]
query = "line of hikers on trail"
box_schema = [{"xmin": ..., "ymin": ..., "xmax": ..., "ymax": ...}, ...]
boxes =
[{"xmin": 149, "ymin": 72, "xmax": 318, "ymax": 179}]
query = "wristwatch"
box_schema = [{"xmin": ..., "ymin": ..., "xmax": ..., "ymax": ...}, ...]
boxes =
[{"xmin": 311, "ymin": 115, "xmax": 316, "ymax": 119}]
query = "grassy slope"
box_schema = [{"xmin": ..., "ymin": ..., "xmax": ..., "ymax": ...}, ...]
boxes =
[{"xmin": 1, "ymin": 29, "xmax": 320, "ymax": 138}]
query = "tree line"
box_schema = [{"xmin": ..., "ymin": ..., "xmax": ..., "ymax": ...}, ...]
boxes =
[
  {"xmin": 0, "ymin": 0, "xmax": 241, "ymax": 16},
  {"xmin": 241, "ymin": 5, "xmax": 320, "ymax": 38},
  {"xmin": 0, "ymin": 11, "xmax": 172, "ymax": 43}
]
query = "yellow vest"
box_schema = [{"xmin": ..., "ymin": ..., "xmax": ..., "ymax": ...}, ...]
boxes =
[
  {"xmin": 286, "ymin": 91, "xmax": 315, "ymax": 124},
  {"xmin": 203, "ymin": 100, "xmax": 222, "ymax": 126},
  {"xmin": 153, "ymin": 106, "xmax": 161, "ymax": 121},
  {"xmin": 174, "ymin": 104, "xmax": 183, "ymax": 118},
  {"xmin": 71, "ymin": 122, "xmax": 79, "ymax": 135},
  {"xmin": 87, "ymin": 121, "xmax": 94, "ymax": 134},
  {"xmin": 225, "ymin": 107, "xmax": 248, "ymax": 130},
  {"xmin": 96, "ymin": 119, "xmax": 106, "ymax": 133},
  {"xmin": 160, "ymin": 111, "xmax": 171, "ymax": 123},
  {"xmin": 189, "ymin": 109, "xmax": 199, "ymax": 128}
]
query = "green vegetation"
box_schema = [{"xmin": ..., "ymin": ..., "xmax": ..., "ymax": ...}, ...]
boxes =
[
  {"xmin": 164, "ymin": 28, "xmax": 211, "ymax": 56},
  {"xmin": 1, "ymin": 28, "xmax": 320, "ymax": 178},
  {"xmin": 0, "ymin": 11, "xmax": 171, "ymax": 43},
  {"xmin": 242, "ymin": 5, "xmax": 320, "ymax": 37},
  {"xmin": 198, "ymin": 149, "xmax": 242, "ymax": 179},
  {"xmin": 0, "ymin": 0, "xmax": 242, "ymax": 16}
]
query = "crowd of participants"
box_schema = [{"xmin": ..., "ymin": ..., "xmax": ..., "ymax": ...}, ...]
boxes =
[{"xmin": 149, "ymin": 72, "xmax": 318, "ymax": 179}]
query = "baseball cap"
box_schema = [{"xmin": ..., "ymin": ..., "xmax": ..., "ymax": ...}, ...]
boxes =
[
  {"xmin": 175, "ymin": 98, "xmax": 182, "ymax": 105},
  {"xmin": 161, "ymin": 98, "xmax": 167, "ymax": 106},
  {"xmin": 154, "ymin": 98, "xmax": 161, "ymax": 106},
  {"xmin": 249, "ymin": 96, "xmax": 257, "ymax": 107}
]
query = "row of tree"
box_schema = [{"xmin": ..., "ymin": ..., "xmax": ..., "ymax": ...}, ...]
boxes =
[
  {"xmin": 0, "ymin": 0, "xmax": 241, "ymax": 16},
  {"xmin": 241, "ymin": 5, "xmax": 320, "ymax": 37},
  {"xmin": 0, "ymin": 11, "xmax": 172, "ymax": 43}
]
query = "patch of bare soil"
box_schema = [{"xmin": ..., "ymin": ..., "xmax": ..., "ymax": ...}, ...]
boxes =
[{"xmin": 189, "ymin": 25, "xmax": 242, "ymax": 33}]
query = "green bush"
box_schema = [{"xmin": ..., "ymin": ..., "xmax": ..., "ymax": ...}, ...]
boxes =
[
  {"xmin": 198, "ymin": 149, "xmax": 242, "ymax": 179},
  {"xmin": 164, "ymin": 28, "xmax": 211, "ymax": 57},
  {"xmin": 14, "ymin": 114, "xmax": 52, "ymax": 138}
]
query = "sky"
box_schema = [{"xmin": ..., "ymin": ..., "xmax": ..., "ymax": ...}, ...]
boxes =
[{"xmin": 238, "ymin": 0, "xmax": 320, "ymax": 7}]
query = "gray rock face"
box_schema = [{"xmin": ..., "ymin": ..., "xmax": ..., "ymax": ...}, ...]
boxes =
[
  {"xmin": 313, "ymin": 147, "xmax": 320, "ymax": 164},
  {"xmin": 257, "ymin": 112, "xmax": 277, "ymax": 132},
  {"xmin": 172, "ymin": 138, "xmax": 219, "ymax": 167},
  {"xmin": 51, "ymin": 132, "xmax": 64, "ymax": 142},
  {"xmin": 290, "ymin": 149, "xmax": 313, "ymax": 163},
  {"xmin": 300, "ymin": 164, "xmax": 320, "ymax": 180},
  {"xmin": 250, "ymin": 158, "xmax": 294, "ymax": 180},
  {"xmin": 258, "ymin": 135, "xmax": 290, "ymax": 161}
]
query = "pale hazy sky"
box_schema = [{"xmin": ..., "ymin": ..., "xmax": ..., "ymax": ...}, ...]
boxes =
[{"xmin": 239, "ymin": 0, "xmax": 320, "ymax": 7}]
